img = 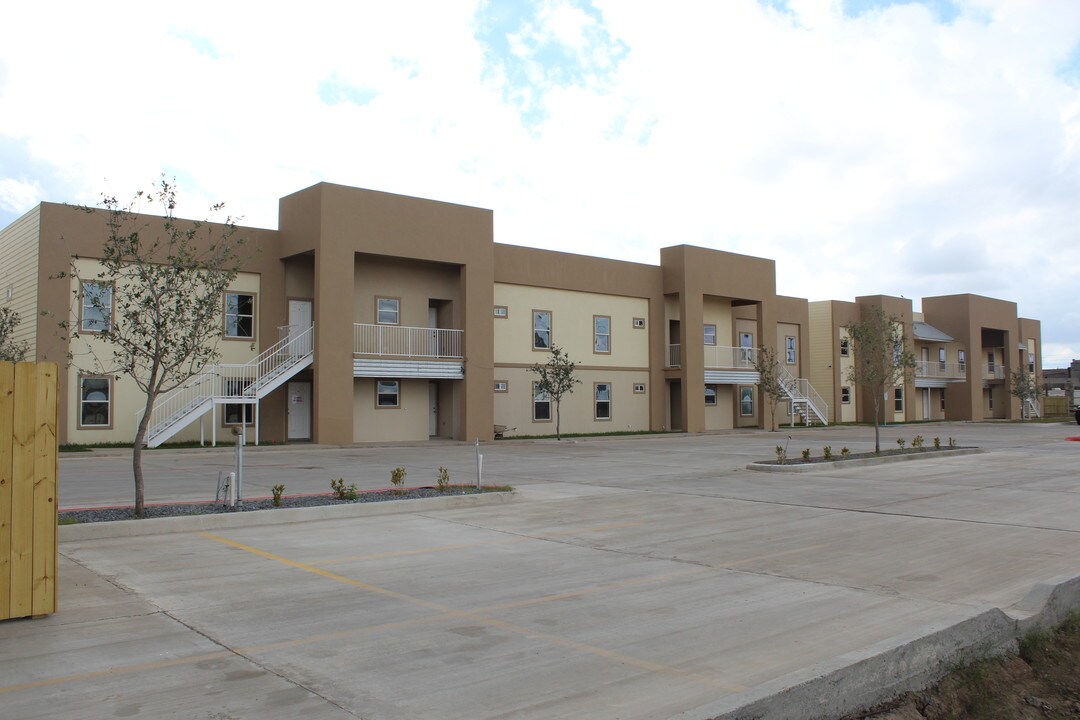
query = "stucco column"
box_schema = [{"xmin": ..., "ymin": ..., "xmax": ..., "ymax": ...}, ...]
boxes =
[
  {"xmin": 312, "ymin": 246, "xmax": 354, "ymax": 444},
  {"xmin": 459, "ymin": 263, "xmax": 494, "ymax": 441},
  {"xmin": 757, "ymin": 300, "xmax": 776, "ymax": 430},
  {"xmin": 680, "ymin": 291, "xmax": 705, "ymax": 433}
]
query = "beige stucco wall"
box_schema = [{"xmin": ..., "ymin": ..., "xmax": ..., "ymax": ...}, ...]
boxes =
[
  {"xmin": 355, "ymin": 255, "xmax": 462, "ymax": 329},
  {"xmin": 65, "ymin": 260, "xmax": 261, "ymax": 444},
  {"xmin": 704, "ymin": 385, "xmax": 735, "ymax": 430},
  {"xmin": 493, "ymin": 367, "xmax": 650, "ymax": 437},
  {"xmin": 703, "ymin": 297, "xmax": 733, "ymax": 347},
  {"xmin": 777, "ymin": 322, "xmax": 800, "ymax": 374},
  {"xmin": 493, "ymin": 283, "xmax": 649, "ymax": 368},
  {"xmin": 353, "ymin": 378, "xmax": 431, "ymax": 442},
  {"xmin": 0, "ymin": 206, "xmax": 40, "ymax": 357}
]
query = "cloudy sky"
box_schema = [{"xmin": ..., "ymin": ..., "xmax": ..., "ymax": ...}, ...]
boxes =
[{"xmin": 1, "ymin": 0, "xmax": 1078, "ymax": 364}]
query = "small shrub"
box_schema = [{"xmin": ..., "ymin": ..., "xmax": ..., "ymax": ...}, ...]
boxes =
[
  {"xmin": 840, "ymin": 447, "xmax": 851, "ymax": 458},
  {"xmin": 330, "ymin": 478, "xmax": 358, "ymax": 501},
  {"xmin": 391, "ymin": 466, "xmax": 407, "ymax": 494},
  {"xmin": 822, "ymin": 445, "xmax": 832, "ymax": 460},
  {"xmin": 775, "ymin": 445, "xmax": 786, "ymax": 465},
  {"xmin": 801, "ymin": 448, "xmax": 811, "ymax": 461},
  {"xmin": 948, "ymin": 437, "xmax": 957, "ymax": 449},
  {"xmin": 58, "ymin": 516, "xmax": 80, "ymax": 525},
  {"xmin": 896, "ymin": 438, "xmax": 907, "ymax": 449},
  {"xmin": 436, "ymin": 466, "xmax": 450, "ymax": 492},
  {"xmin": 272, "ymin": 483, "xmax": 286, "ymax": 507},
  {"xmin": 933, "ymin": 436, "xmax": 941, "ymax": 450},
  {"xmin": 1018, "ymin": 627, "xmax": 1055, "ymax": 663},
  {"xmin": 911, "ymin": 435, "xmax": 923, "ymax": 449}
]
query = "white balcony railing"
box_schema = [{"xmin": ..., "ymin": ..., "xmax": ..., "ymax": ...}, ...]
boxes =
[
  {"xmin": 704, "ymin": 345, "xmax": 757, "ymax": 369},
  {"xmin": 914, "ymin": 361, "xmax": 966, "ymax": 379},
  {"xmin": 983, "ymin": 364, "xmax": 1005, "ymax": 380},
  {"xmin": 353, "ymin": 324, "xmax": 463, "ymax": 359},
  {"xmin": 667, "ymin": 344, "xmax": 681, "ymax": 368}
]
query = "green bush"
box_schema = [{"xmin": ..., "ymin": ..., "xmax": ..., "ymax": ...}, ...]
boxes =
[
  {"xmin": 801, "ymin": 448, "xmax": 811, "ymax": 461},
  {"xmin": 330, "ymin": 478, "xmax": 358, "ymax": 501},
  {"xmin": 911, "ymin": 435, "xmax": 924, "ymax": 449},
  {"xmin": 933, "ymin": 436, "xmax": 941, "ymax": 450},
  {"xmin": 775, "ymin": 445, "xmax": 786, "ymax": 465},
  {"xmin": 822, "ymin": 445, "xmax": 833, "ymax": 460},
  {"xmin": 896, "ymin": 438, "xmax": 907, "ymax": 449},
  {"xmin": 840, "ymin": 447, "xmax": 851, "ymax": 458},
  {"xmin": 436, "ymin": 467, "xmax": 450, "ymax": 493},
  {"xmin": 272, "ymin": 484, "xmax": 286, "ymax": 507},
  {"xmin": 391, "ymin": 466, "xmax": 407, "ymax": 495}
]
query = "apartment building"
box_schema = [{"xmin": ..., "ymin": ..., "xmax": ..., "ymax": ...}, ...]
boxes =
[
  {"xmin": 0, "ymin": 182, "xmax": 834, "ymax": 446},
  {"xmin": 809, "ymin": 294, "xmax": 1042, "ymax": 423}
]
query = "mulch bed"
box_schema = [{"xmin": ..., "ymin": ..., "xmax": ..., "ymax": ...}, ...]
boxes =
[
  {"xmin": 762, "ymin": 446, "xmax": 974, "ymax": 465},
  {"xmin": 59, "ymin": 486, "xmax": 498, "ymax": 524}
]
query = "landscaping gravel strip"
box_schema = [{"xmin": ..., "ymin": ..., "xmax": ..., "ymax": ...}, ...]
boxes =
[{"xmin": 746, "ymin": 447, "xmax": 986, "ymax": 473}]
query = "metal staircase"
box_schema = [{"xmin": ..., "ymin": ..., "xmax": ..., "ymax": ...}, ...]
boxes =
[
  {"xmin": 1023, "ymin": 398, "xmax": 1041, "ymax": 419},
  {"xmin": 139, "ymin": 325, "xmax": 314, "ymax": 447},
  {"xmin": 777, "ymin": 364, "xmax": 829, "ymax": 426}
]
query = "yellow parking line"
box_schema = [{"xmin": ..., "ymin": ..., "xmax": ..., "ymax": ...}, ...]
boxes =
[
  {"xmin": 0, "ymin": 650, "xmax": 232, "ymax": 695},
  {"xmin": 199, "ymin": 531, "xmax": 745, "ymax": 692}
]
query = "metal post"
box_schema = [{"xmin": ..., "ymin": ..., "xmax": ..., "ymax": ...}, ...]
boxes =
[
  {"xmin": 235, "ymin": 429, "xmax": 245, "ymax": 509},
  {"xmin": 475, "ymin": 439, "xmax": 483, "ymax": 489}
]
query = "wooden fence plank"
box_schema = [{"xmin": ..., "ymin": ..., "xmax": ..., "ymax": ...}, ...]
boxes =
[
  {"xmin": 0, "ymin": 362, "xmax": 13, "ymax": 619},
  {"xmin": 32, "ymin": 362, "xmax": 57, "ymax": 616},
  {"xmin": 9, "ymin": 362, "xmax": 36, "ymax": 618}
]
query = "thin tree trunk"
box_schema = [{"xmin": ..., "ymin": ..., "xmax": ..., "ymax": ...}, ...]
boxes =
[
  {"xmin": 132, "ymin": 391, "xmax": 156, "ymax": 518},
  {"xmin": 555, "ymin": 400, "xmax": 561, "ymax": 441},
  {"xmin": 872, "ymin": 396, "xmax": 881, "ymax": 453}
]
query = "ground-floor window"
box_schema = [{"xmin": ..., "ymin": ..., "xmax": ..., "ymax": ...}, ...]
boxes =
[
  {"xmin": 533, "ymin": 383, "xmax": 551, "ymax": 421},
  {"xmin": 739, "ymin": 386, "xmax": 754, "ymax": 416},
  {"xmin": 376, "ymin": 380, "xmax": 400, "ymax": 408},
  {"xmin": 79, "ymin": 376, "xmax": 112, "ymax": 428},
  {"xmin": 594, "ymin": 382, "xmax": 611, "ymax": 420},
  {"xmin": 223, "ymin": 379, "xmax": 253, "ymax": 425},
  {"xmin": 841, "ymin": 387, "xmax": 851, "ymax": 404},
  {"xmin": 894, "ymin": 387, "xmax": 904, "ymax": 412},
  {"xmin": 940, "ymin": 389, "xmax": 946, "ymax": 411},
  {"xmin": 705, "ymin": 385, "xmax": 717, "ymax": 406}
]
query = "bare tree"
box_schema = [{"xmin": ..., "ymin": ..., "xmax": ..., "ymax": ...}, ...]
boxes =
[
  {"xmin": 529, "ymin": 345, "xmax": 580, "ymax": 440},
  {"xmin": 844, "ymin": 305, "xmax": 916, "ymax": 452},
  {"xmin": 58, "ymin": 179, "xmax": 244, "ymax": 517},
  {"xmin": 0, "ymin": 307, "xmax": 30, "ymax": 361},
  {"xmin": 1008, "ymin": 367, "xmax": 1039, "ymax": 420},
  {"xmin": 754, "ymin": 345, "xmax": 788, "ymax": 431}
]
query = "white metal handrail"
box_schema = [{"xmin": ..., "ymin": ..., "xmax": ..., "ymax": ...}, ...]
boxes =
[
  {"xmin": 777, "ymin": 362, "xmax": 829, "ymax": 425},
  {"xmin": 666, "ymin": 344, "xmax": 681, "ymax": 368},
  {"xmin": 914, "ymin": 361, "xmax": 966, "ymax": 379},
  {"xmin": 353, "ymin": 324, "xmax": 463, "ymax": 359},
  {"xmin": 704, "ymin": 345, "xmax": 757, "ymax": 369},
  {"xmin": 983, "ymin": 364, "xmax": 1005, "ymax": 380},
  {"xmin": 139, "ymin": 324, "xmax": 315, "ymax": 443},
  {"xmin": 1024, "ymin": 398, "xmax": 1041, "ymax": 419}
]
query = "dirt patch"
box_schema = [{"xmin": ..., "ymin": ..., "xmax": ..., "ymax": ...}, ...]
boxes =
[{"xmin": 847, "ymin": 613, "xmax": 1080, "ymax": 720}]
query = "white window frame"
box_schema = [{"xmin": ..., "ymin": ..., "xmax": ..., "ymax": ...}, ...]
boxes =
[
  {"xmin": 376, "ymin": 297, "xmax": 400, "ymax": 326},
  {"xmin": 533, "ymin": 310, "xmax": 552, "ymax": 351},
  {"xmin": 494, "ymin": 305, "xmax": 508, "ymax": 319},
  {"xmin": 376, "ymin": 380, "xmax": 400, "ymax": 408},
  {"xmin": 532, "ymin": 382, "xmax": 551, "ymax": 422},
  {"xmin": 224, "ymin": 291, "xmax": 256, "ymax": 339},
  {"xmin": 594, "ymin": 382, "xmax": 612, "ymax": 421},
  {"xmin": 703, "ymin": 324, "xmax": 717, "ymax": 346},
  {"xmin": 593, "ymin": 315, "xmax": 611, "ymax": 354},
  {"xmin": 894, "ymin": 387, "xmax": 904, "ymax": 413},
  {"xmin": 632, "ymin": 317, "xmax": 646, "ymax": 329},
  {"xmin": 633, "ymin": 383, "xmax": 646, "ymax": 394},
  {"xmin": 840, "ymin": 337, "xmax": 850, "ymax": 357},
  {"xmin": 958, "ymin": 349, "xmax": 966, "ymax": 371},
  {"xmin": 78, "ymin": 375, "xmax": 112, "ymax": 428},
  {"xmin": 739, "ymin": 386, "xmax": 755, "ymax": 417},
  {"xmin": 223, "ymin": 378, "xmax": 254, "ymax": 425},
  {"xmin": 704, "ymin": 385, "xmax": 717, "ymax": 406},
  {"xmin": 841, "ymin": 387, "xmax": 851, "ymax": 404},
  {"xmin": 785, "ymin": 336, "xmax": 797, "ymax": 365},
  {"xmin": 80, "ymin": 281, "xmax": 113, "ymax": 334},
  {"xmin": 494, "ymin": 380, "xmax": 508, "ymax": 393}
]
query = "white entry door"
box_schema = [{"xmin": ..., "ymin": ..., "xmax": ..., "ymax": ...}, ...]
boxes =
[
  {"xmin": 289, "ymin": 300, "xmax": 313, "ymax": 351},
  {"xmin": 288, "ymin": 381, "xmax": 312, "ymax": 440},
  {"xmin": 922, "ymin": 388, "xmax": 930, "ymax": 420},
  {"xmin": 429, "ymin": 382, "xmax": 438, "ymax": 437}
]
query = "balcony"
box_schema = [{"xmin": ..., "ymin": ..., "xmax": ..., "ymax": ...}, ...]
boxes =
[
  {"xmin": 353, "ymin": 324, "xmax": 464, "ymax": 379},
  {"xmin": 705, "ymin": 345, "xmax": 757, "ymax": 370},
  {"xmin": 915, "ymin": 361, "xmax": 966, "ymax": 379},
  {"xmin": 983, "ymin": 364, "xmax": 1005, "ymax": 381},
  {"xmin": 667, "ymin": 344, "xmax": 681, "ymax": 368}
]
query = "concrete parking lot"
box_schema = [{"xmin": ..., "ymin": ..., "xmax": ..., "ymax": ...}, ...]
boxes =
[{"xmin": 4, "ymin": 421, "xmax": 1080, "ymax": 718}]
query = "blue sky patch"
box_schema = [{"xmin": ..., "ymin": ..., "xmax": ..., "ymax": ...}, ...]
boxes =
[
  {"xmin": 1059, "ymin": 42, "xmax": 1080, "ymax": 88},
  {"xmin": 171, "ymin": 30, "xmax": 220, "ymax": 59},
  {"xmin": 317, "ymin": 76, "xmax": 378, "ymax": 106},
  {"xmin": 843, "ymin": 0, "xmax": 960, "ymax": 23}
]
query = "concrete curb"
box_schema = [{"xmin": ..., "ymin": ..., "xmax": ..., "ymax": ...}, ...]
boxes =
[
  {"xmin": 745, "ymin": 447, "xmax": 986, "ymax": 473},
  {"xmin": 676, "ymin": 573, "xmax": 1080, "ymax": 720},
  {"xmin": 59, "ymin": 491, "xmax": 517, "ymax": 541}
]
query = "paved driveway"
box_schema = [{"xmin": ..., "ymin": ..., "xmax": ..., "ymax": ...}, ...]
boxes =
[{"xmin": 5, "ymin": 421, "xmax": 1080, "ymax": 719}]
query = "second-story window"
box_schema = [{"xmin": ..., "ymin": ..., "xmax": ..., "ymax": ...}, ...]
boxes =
[
  {"xmin": 533, "ymin": 310, "xmax": 551, "ymax": 350},
  {"xmin": 987, "ymin": 351, "xmax": 995, "ymax": 373},
  {"xmin": 703, "ymin": 324, "xmax": 717, "ymax": 346},
  {"xmin": 594, "ymin": 316, "xmax": 610, "ymax": 353},
  {"xmin": 224, "ymin": 292, "xmax": 255, "ymax": 339},
  {"xmin": 785, "ymin": 336, "xmax": 797, "ymax": 365},
  {"xmin": 939, "ymin": 347, "xmax": 947, "ymax": 370},
  {"xmin": 377, "ymin": 297, "xmax": 400, "ymax": 325},
  {"xmin": 840, "ymin": 337, "xmax": 850, "ymax": 357},
  {"xmin": 958, "ymin": 349, "xmax": 966, "ymax": 371},
  {"xmin": 80, "ymin": 281, "xmax": 113, "ymax": 333}
]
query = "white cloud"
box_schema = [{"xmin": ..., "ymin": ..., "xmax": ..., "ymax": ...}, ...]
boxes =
[{"xmin": 0, "ymin": 0, "xmax": 1078, "ymax": 359}]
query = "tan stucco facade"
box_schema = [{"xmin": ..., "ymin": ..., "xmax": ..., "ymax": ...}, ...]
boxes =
[{"xmin": 0, "ymin": 183, "xmax": 1043, "ymax": 445}]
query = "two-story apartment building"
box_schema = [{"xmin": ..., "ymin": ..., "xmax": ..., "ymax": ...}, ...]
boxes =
[
  {"xmin": 0, "ymin": 182, "xmax": 829, "ymax": 445},
  {"xmin": 809, "ymin": 294, "xmax": 1042, "ymax": 423}
]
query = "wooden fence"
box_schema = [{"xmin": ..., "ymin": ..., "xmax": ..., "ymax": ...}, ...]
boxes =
[
  {"xmin": 1041, "ymin": 396, "xmax": 1069, "ymax": 417},
  {"xmin": 1, "ymin": 361, "xmax": 58, "ymax": 620}
]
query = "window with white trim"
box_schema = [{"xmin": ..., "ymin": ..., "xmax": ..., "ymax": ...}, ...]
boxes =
[
  {"xmin": 594, "ymin": 383, "xmax": 611, "ymax": 420},
  {"xmin": 494, "ymin": 380, "xmax": 508, "ymax": 393},
  {"xmin": 841, "ymin": 387, "xmax": 851, "ymax": 404},
  {"xmin": 958, "ymin": 349, "xmax": 966, "ymax": 372},
  {"xmin": 80, "ymin": 282, "xmax": 113, "ymax": 333},
  {"xmin": 840, "ymin": 337, "xmax": 850, "ymax": 357},
  {"xmin": 633, "ymin": 383, "xmax": 646, "ymax": 394},
  {"xmin": 739, "ymin": 386, "xmax": 755, "ymax": 416},
  {"xmin": 225, "ymin": 292, "xmax": 255, "ymax": 339},
  {"xmin": 894, "ymin": 387, "xmax": 904, "ymax": 412},
  {"xmin": 533, "ymin": 383, "xmax": 551, "ymax": 421},
  {"xmin": 785, "ymin": 336, "xmax": 797, "ymax": 365},
  {"xmin": 494, "ymin": 305, "xmax": 508, "ymax": 318},
  {"xmin": 703, "ymin": 324, "xmax": 717, "ymax": 346},
  {"xmin": 79, "ymin": 376, "xmax": 112, "ymax": 427},
  {"xmin": 377, "ymin": 297, "xmax": 400, "ymax": 325},
  {"xmin": 223, "ymin": 379, "xmax": 253, "ymax": 425},
  {"xmin": 594, "ymin": 316, "xmax": 611, "ymax": 354},
  {"xmin": 533, "ymin": 310, "xmax": 551, "ymax": 350},
  {"xmin": 376, "ymin": 380, "xmax": 400, "ymax": 407},
  {"xmin": 939, "ymin": 347, "xmax": 947, "ymax": 370},
  {"xmin": 704, "ymin": 385, "xmax": 717, "ymax": 406}
]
